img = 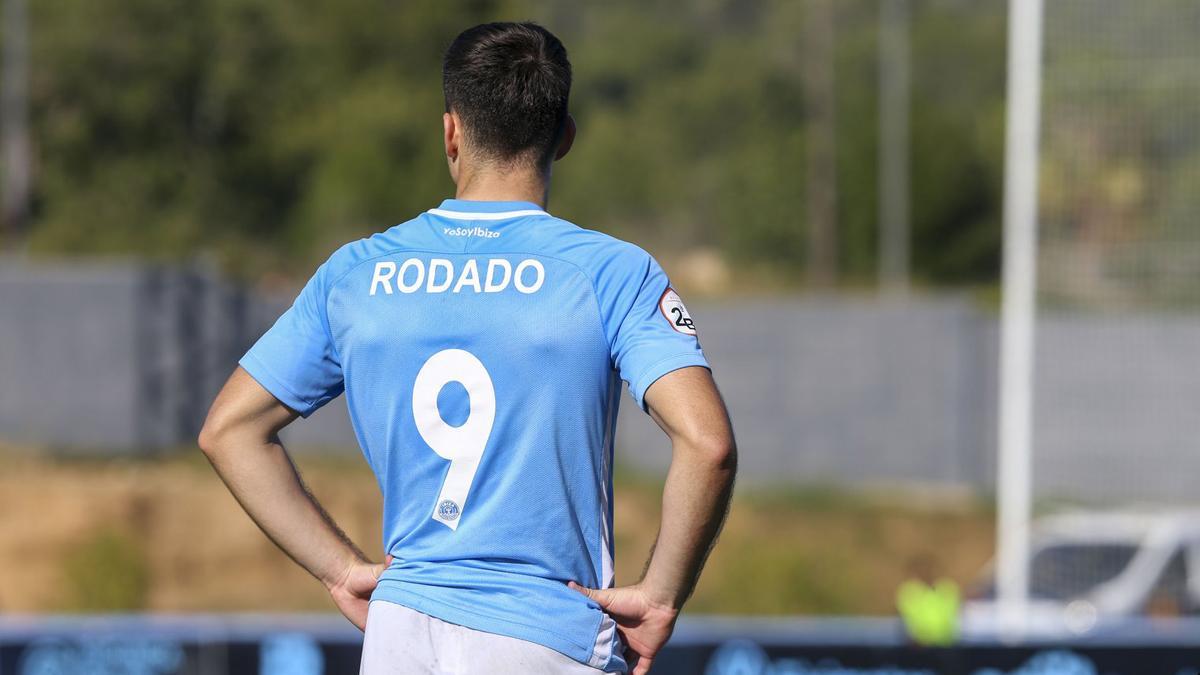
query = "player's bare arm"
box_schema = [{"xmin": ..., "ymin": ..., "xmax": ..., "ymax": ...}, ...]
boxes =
[
  {"xmin": 198, "ymin": 367, "xmax": 383, "ymax": 630},
  {"xmin": 572, "ymin": 365, "xmax": 737, "ymax": 675}
]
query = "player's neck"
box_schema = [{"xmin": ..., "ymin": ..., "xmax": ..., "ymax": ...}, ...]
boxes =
[{"xmin": 453, "ymin": 164, "xmax": 551, "ymax": 210}]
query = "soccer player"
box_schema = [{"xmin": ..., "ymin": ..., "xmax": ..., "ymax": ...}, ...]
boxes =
[{"xmin": 199, "ymin": 22, "xmax": 736, "ymax": 675}]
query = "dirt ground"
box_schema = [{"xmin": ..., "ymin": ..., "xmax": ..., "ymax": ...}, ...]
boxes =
[{"xmin": 0, "ymin": 445, "xmax": 995, "ymax": 615}]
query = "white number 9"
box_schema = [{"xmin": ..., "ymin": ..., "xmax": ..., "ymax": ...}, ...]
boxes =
[{"xmin": 412, "ymin": 349, "xmax": 496, "ymax": 530}]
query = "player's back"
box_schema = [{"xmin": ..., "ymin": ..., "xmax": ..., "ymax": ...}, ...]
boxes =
[{"xmin": 240, "ymin": 199, "xmax": 707, "ymax": 672}]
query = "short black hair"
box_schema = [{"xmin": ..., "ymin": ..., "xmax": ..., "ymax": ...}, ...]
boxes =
[{"xmin": 443, "ymin": 22, "xmax": 572, "ymax": 167}]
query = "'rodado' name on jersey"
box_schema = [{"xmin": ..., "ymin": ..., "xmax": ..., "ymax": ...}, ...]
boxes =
[{"xmin": 369, "ymin": 258, "xmax": 545, "ymax": 296}]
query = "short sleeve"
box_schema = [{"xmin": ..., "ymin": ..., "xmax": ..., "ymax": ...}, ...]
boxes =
[
  {"xmin": 239, "ymin": 263, "xmax": 344, "ymax": 417},
  {"xmin": 608, "ymin": 253, "xmax": 709, "ymax": 410}
]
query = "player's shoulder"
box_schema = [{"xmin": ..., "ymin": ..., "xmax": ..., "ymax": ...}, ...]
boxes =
[
  {"xmin": 317, "ymin": 215, "xmax": 431, "ymax": 285},
  {"xmin": 539, "ymin": 215, "xmax": 655, "ymax": 278}
]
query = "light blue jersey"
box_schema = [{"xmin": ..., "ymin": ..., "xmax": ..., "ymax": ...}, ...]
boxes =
[{"xmin": 240, "ymin": 199, "xmax": 709, "ymax": 671}]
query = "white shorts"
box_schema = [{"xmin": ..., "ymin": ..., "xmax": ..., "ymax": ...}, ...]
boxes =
[{"xmin": 360, "ymin": 600, "xmax": 610, "ymax": 675}]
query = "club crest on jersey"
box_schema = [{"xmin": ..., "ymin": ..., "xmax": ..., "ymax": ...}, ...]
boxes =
[
  {"xmin": 437, "ymin": 499, "xmax": 461, "ymax": 521},
  {"xmin": 659, "ymin": 287, "xmax": 697, "ymax": 335}
]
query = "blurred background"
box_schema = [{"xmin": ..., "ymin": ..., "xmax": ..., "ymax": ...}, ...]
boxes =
[{"xmin": 1, "ymin": 0, "xmax": 1199, "ymax": 673}]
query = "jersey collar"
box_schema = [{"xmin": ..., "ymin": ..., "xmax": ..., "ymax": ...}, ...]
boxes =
[{"xmin": 428, "ymin": 199, "xmax": 549, "ymax": 221}]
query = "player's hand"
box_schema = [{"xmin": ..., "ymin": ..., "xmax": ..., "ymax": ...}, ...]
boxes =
[
  {"xmin": 569, "ymin": 581, "xmax": 679, "ymax": 675},
  {"xmin": 327, "ymin": 559, "xmax": 386, "ymax": 631}
]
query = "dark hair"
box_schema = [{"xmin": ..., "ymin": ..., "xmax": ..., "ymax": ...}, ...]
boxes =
[{"xmin": 443, "ymin": 22, "xmax": 572, "ymax": 166}]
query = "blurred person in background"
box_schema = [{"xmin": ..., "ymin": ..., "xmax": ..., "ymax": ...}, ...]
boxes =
[
  {"xmin": 896, "ymin": 553, "xmax": 960, "ymax": 647},
  {"xmin": 198, "ymin": 21, "xmax": 736, "ymax": 675}
]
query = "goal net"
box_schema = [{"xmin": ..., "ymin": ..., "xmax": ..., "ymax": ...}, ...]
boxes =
[{"xmin": 1033, "ymin": 0, "xmax": 1200, "ymax": 508}]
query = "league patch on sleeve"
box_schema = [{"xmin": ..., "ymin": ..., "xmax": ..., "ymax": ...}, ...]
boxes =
[{"xmin": 658, "ymin": 287, "xmax": 698, "ymax": 335}]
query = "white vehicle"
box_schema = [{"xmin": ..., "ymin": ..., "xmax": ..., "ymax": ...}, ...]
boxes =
[{"xmin": 961, "ymin": 511, "xmax": 1200, "ymax": 638}]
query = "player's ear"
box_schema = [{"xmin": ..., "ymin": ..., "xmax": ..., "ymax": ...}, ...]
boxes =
[
  {"xmin": 444, "ymin": 111, "xmax": 461, "ymax": 182},
  {"xmin": 444, "ymin": 112, "xmax": 460, "ymax": 162},
  {"xmin": 553, "ymin": 114, "xmax": 576, "ymax": 162}
]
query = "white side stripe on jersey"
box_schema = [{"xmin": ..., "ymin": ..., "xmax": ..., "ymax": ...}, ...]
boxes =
[{"xmin": 428, "ymin": 208, "xmax": 549, "ymax": 221}]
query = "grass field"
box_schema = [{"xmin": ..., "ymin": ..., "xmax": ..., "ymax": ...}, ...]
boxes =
[{"xmin": 0, "ymin": 446, "xmax": 994, "ymax": 616}]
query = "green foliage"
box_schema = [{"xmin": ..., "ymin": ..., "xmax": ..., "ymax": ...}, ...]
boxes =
[
  {"xmin": 62, "ymin": 528, "xmax": 151, "ymax": 611},
  {"xmin": 907, "ymin": 2, "xmax": 1007, "ymax": 284},
  {"xmin": 16, "ymin": 0, "xmax": 1009, "ymax": 285}
]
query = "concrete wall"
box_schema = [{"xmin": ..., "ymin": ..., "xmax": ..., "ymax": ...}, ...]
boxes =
[
  {"xmin": 3, "ymin": 260, "xmax": 1199, "ymax": 502},
  {"xmin": 608, "ymin": 298, "xmax": 997, "ymax": 490},
  {"xmin": 0, "ymin": 259, "xmax": 257, "ymax": 452},
  {"xmin": 0, "ymin": 260, "xmax": 145, "ymax": 449},
  {"xmin": 1032, "ymin": 315, "xmax": 1200, "ymax": 502}
]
